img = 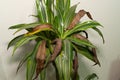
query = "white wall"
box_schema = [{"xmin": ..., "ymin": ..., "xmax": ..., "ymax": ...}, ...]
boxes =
[{"xmin": 0, "ymin": 0, "xmax": 120, "ymax": 80}]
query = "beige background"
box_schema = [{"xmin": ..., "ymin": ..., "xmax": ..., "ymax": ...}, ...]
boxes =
[{"xmin": 0, "ymin": 0, "xmax": 120, "ymax": 80}]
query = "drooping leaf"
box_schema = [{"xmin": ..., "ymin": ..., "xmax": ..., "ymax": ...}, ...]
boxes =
[
  {"xmin": 67, "ymin": 10, "xmax": 93, "ymax": 30},
  {"xmin": 26, "ymin": 41, "xmax": 42, "ymax": 80},
  {"xmin": 68, "ymin": 37, "xmax": 95, "ymax": 48},
  {"xmin": 25, "ymin": 24, "xmax": 52, "ymax": 36},
  {"xmin": 12, "ymin": 35, "xmax": 38, "ymax": 55},
  {"xmin": 33, "ymin": 40, "xmax": 46, "ymax": 80},
  {"xmin": 9, "ymin": 22, "xmax": 41, "ymax": 34},
  {"xmin": 84, "ymin": 73, "xmax": 99, "ymax": 80},
  {"xmin": 72, "ymin": 44, "xmax": 94, "ymax": 62},
  {"xmin": 73, "ymin": 44, "xmax": 100, "ymax": 65},
  {"xmin": 92, "ymin": 48, "xmax": 100, "ymax": 66},
  {"xmin": 7, "ymin": 34, "xmax": 24, "ymax": 49},
  {"xmin": 9, "ymin": 22, "xmax": 40, "ymax": 29},
  {"xmin": 92, "ymin": 27, "xmax": 105, "ymax": 43},
  {"xmin": 74, "ymin": 21, "xmax": 102, "ymax": 31},
  {"xmin": 64, "ymin": 20, "xmax": 102, "ymax": 38}
]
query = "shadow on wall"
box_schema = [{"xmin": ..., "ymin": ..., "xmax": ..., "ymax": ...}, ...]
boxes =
[
  {"xmin": 108, "ymin": 58, "xmax": 120, "ymax": 80},
  {"xmin": 7, "ymin": 41, "xmax": 35, "ymax": 80},
  {"xmin": 78, "ymin": 55, "xmax": 93, "ymax": 80},
  {"xmin": 0, "ymin": 57, "xmax": 7, "ymax": 80}
]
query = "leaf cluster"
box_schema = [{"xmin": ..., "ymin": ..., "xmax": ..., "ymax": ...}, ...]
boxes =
[{"xmin": 8, "ymin": 0, "xmax": 104, "ymax": 80}]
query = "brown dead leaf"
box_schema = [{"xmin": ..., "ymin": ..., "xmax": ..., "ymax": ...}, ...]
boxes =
[
  {"xmin": 33, "ymin": 40, "xmax": 46, "ymax": 80},
  {"xmin": 50, "ymin": 38, "xmax": 62, "ymax": 62},
  {"xmin": 73, "ymin": 34, "xmax": 88, "ymax": 41},
  {"xmin": 67, "ymin": 10, "xmax": 93, "ymax": 30},
  {"xmin": 33, "ymin": 24, "xmax": 52, "ymax": 31}
]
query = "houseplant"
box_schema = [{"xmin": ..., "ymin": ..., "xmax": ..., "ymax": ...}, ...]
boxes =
[{"xmin": 8, "ymin": 0, "xmax": 104, "ymax": 80}]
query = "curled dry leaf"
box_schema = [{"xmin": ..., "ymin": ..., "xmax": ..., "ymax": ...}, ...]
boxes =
[
  {"xmin": 67, "ymin": 10, "xmax": 93, "ymax": 30},
  {"xmin": 33, "ymin": 24, "xmax": 52, "ymax": 31},
  {"xmin": 33, "ymin": 40, "xmax": 46, "ymax": 80},
  {"xmin": 73, "ymin": 51, "xmax": 78, "ymax": 80},
  {"xmin": 25, "ymin": 24, "xmax": 52, "ymax": 36},
  {"xmin": 50, "ymin": 38, "xmax": 62, "ymax": 62},
  {"xmin": 92, "ymin": 48, "xmax": 101, "ymax": 66}
]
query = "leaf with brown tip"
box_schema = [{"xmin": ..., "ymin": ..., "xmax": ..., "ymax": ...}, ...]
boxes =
[
  {"xmin": 67, "ymin": 10, "xmax": 93, "ymax": 30},
  {"xmin": 92, "ymin": 48, "xmax": 101, "ymax": 66},
  {"xmin": 33, "ymin": 40, "xmax": 46, "ymax": 80}
]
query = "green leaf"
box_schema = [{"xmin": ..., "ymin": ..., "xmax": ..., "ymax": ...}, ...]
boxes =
[
  {"xmin": 9, "ymin": 22, "xmax": 40, "ymax": 29},
  {"xmin": 7, "ymin": 34, "xmax": 24, "ymax": 49},
  {"xmin": 54, "ymin": 40, "xmax": 73, "ymax": 80},
  {"xmin": 54, "ymin": 5, "xmax": 64, "ymax": 35},
  {"xmin": 56, "ymin": 0, "xmax": 64, "ymax": 15},
  {"xmin": 36, "ymin": 0, "xmax": 43, "ymax": 22},
  {"xmin": 68, "ymin": 37, "xmax": 95, "ymax": 48},
  {"xmin": 92, "ymin": 27, "xmax": 105, "ymax": 43},
  {"xmin": 64, "ymin": 3, "xmax": 78, "ymax": 28},
  {"xmin": 64, "ymin": 20, "xmax": 102, "ymax": 38},
  {"xmin": 39, "ymin": 69, "xmax": 46, "ymax": 80},
  {"xmin": 62, "ymin": 40, "xmax": 73, "ymax": 80},
  {"xmin": 64, "ymin": 0, "xmax": 70, "ymax": 13},
  {"xmin": 73, "ymin": 44, "xmax": 94, "ymax": 62},
  {"xmin": 46, "ymin": 0, "xmax": 54, "ymax": 23},
  {"xmin": 36, "ymin": 0, "xmax": 48, "ymax": 23},
  {"xmin": 26, "ymin": 41, "xmax": 42, "ymax": 80},
  {"xmin": 75, "ymin": 21, "xmax": 102, "ymax": 31},
  {"xmin": 26, "ymin": 57, "xmax": 36, "ymax": 80},
  {"xmin": 12, "ymin": 35, "xmax": 38, "ymax": 55}
]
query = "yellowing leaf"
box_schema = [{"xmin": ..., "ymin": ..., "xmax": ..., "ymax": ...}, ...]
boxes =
[{"xmin": 25, "ymin": 24, "xmax": 52, "ymax": 36}]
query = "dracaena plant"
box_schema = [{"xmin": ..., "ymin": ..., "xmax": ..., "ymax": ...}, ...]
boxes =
[{"xmin": 8, "ymin": 0, "xmax": 104, "ymax": 80}]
